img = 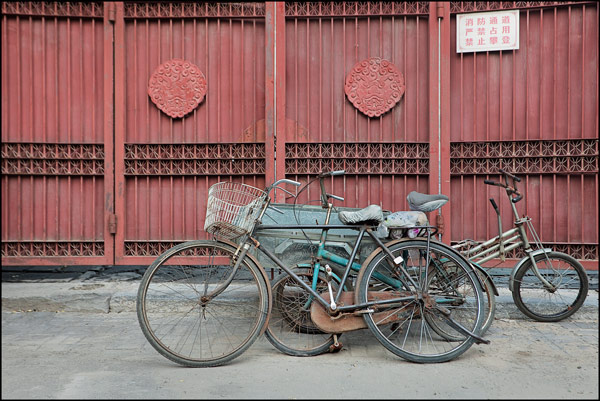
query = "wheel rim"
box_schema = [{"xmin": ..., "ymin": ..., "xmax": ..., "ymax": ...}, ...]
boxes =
[
  {"xmin": 360, "ymin": 241, "xmax": 483, "ymax": 362},
  {"xmin": 138, "ymin": 242, "xmax": 267, "ymax": 365},
  {"xmin": 266, "ymin": 270, "xmax": 338, "ymax": 355},
  {"xmin": 515, "ymin": 254, "xmax": 587, "ymax": 320}
]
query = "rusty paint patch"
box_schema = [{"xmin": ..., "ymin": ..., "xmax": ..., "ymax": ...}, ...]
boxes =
[
  {"xmin": 241, "ymin": 118, "xmax": 309, "ymax": 142},
  {"xmin": 147, "ymin": 59, "xmax": 207, "ymax": 118},
  {"xmin": 344, "ymin": 57, "xmax": 405, "ymax": 118}
]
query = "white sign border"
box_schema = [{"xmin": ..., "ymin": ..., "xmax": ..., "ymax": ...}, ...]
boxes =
[{"xmin": 456, "ymin": 10, "xmax": 520, "ymax": 53}]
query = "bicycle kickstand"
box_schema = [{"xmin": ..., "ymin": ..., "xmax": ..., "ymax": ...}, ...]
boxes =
[{"xmin": 329, "ymin": 334, "xmax": 343, "ymax": 353}]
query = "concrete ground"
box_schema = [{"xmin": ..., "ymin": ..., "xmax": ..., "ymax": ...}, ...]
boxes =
[{"xmin": 1, "ymin": 266, "xmax": 599, "ymax": 399}]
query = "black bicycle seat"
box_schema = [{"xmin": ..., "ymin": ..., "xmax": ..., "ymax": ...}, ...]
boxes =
[{"xmin": 406, "ymin": 191, "xmax": 449, "ymax": 213}]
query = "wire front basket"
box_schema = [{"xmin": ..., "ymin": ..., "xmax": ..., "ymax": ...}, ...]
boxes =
[{"xmin": 204, "ymin": 182, "xmax": 268, "ymax": 240}]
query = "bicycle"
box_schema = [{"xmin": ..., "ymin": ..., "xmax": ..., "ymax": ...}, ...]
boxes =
[
  {"xmin": 408, "ymin": 169, "xmax": 589, "ymax": 335},
  {"xmin": 447, "ymin": 169, "xmax": 589, "ymax": 324},
  {"xmin": 263, "ymin": 172, "xmax": 489, "ymax": 355},
  {"xmin": 136, "ymin": 171, "xmax": 489, "ymax": 367}
]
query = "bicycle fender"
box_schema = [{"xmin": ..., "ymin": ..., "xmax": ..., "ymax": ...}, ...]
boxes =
[
  {"xmin": 508, "ymin": 248, "xmax": 554, "ymax": 292},
  {"xmin": 470, "ymin": 263, "xmax": 499, "ymax": 296},
  {"xmin": 216, "ymin": 238, "xmax": 273, "ymax": 333}
]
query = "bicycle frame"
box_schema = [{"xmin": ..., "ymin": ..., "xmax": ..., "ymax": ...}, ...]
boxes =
[
  {"xmin": 252, "ymin": 221, "xmax": 423, "ymax": 314},
  {"xmin": 250, "ymin": 219, "xmax": 486, "ymax": 343},
  {"xmin": 455, "ymin": 171, "xmax": 556, "ymax": 291}
]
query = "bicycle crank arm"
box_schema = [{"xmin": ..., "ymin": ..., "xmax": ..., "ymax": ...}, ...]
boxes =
[{"xmin": 434, "ymin": 306, "xmax": 490, "ymax": 345}]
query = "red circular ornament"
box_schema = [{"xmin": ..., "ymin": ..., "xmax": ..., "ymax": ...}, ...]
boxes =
[
  {"xmin": 148, "ymin": 59, "xmax": 207, "ymax": 118},
  {"xmin": 344, "ymin": 57, "xmax": 405, "ymax": 118}
]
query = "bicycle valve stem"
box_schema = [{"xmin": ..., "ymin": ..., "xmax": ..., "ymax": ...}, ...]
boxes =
[{"xmin": 324, "ymin": 264, "xmax": 337, "ymax": 310}]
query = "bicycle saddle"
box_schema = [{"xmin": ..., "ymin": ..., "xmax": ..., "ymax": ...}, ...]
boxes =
[
  {"xmin": 406, "ymin": 191, "xmax": 449, "ymax": 212},
  {"xmin": 338, "ymin": 204, "xmax": 383, "ymax": 225}
]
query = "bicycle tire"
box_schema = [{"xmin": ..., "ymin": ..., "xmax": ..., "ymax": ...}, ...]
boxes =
[
  {"xmin": 265, "ymin": 268, "xmax": 341, "ymax": 356},
  {"xmin": 512, "ymin": 251, "xmax": 589, "ymax": 322},
  {"xmin": 137, "ymin": 240, "xmax": 269, "ymax": 367},
  {"xmin": 357, "ymin": 240, "xmax": 485, "ymax": 363},
  {"xmin": 424, "ymin": 260, "xmax": 496, "ymax": 341}
]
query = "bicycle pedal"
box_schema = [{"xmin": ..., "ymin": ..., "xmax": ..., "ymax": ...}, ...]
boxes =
[{"xmin": 329, "ymin": 342, "xmax": 343, "ymax": 353}]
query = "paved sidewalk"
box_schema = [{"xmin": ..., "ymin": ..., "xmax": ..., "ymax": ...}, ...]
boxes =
[
  {"xmin": 1, "ymin": 267, "xmax": 599, "ymax": 399},
  {"xmin": 2, "ymin": 310, "xmax": 598, "ymax": 399}
]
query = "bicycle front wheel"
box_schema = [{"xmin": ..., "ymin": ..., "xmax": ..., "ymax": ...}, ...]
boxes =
[
  {"xmin": 357, "ymin": 240, "xmax": 484, "ymax": 363},
  {"xmin": 137, "ymin": 240, "xmax": 269, "ymax": 367},
  {"xmin": 512, "ymin": 251, "xmax": 589, "ymax": 322}
]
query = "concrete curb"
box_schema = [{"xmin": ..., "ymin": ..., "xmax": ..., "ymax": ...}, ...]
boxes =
[
  {"xmin": 1, "ymin": 282, "xmax": 139, "ymax": 314},
  {"xmin": 2, "ymin": 282, "xmax": 598, "ymax": 322}
]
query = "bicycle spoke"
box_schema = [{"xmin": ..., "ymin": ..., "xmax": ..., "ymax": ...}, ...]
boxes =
[
  {"xmin": 358, "ymin": 240, "xmax": 484, "ymax": 363},
  {"xmin": 137, "ymin": 241, "xmax": 268, "ymax": 367}
]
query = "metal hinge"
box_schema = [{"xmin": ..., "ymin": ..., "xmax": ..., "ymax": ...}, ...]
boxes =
[
  {"xmin": 108, "ymin": 214, "xmax": 117, "ymax": 234},
  {"xmin": 436, "ymin": 3, "xmax": 444, "ymax": 19},
  {"xmin": 107, "ymin": 3, "xmax": 116, "ymax": 22}
]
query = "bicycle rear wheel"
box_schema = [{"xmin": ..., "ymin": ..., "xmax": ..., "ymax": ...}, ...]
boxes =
[
  {"xmin": 357, "ymin": 240, "xmax": 484, "ymax": 363},
  {"xmin": 425, "ymin": 263, "xmax": 496, "ymax": 341},
  {"xmin": 137, "ymin": 240, "xmax": 269, "ymax": 367},
  {"xmin": 265, "ymin": 268, "xmax": 341, "ymax": 356},
  {"xmin": 512, "ymin": 251, "xmax": 588, "ymax": 322}
]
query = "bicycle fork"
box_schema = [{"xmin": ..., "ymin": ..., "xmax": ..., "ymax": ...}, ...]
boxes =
[
  {"xmin": 517, "ymin": 219, "xmax": 557, "ymax": 292},
  {"xmin": 200, "ymin": 241, "xmax": 252, "ymax": 303}
]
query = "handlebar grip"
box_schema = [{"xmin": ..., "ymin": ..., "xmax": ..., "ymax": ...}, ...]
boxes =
[
  {"xmin": 489, "ymin": 198, "xmax": 500, "ymax": 215},
  {"xmin": 512, "ymin": 193, "xmax": 523, "ymax": 203},
  {"xmin": 274, "ymin": 178, "xmax": 301, "ymax": 187},
  {"xmin": 483, "ymin": 179, "xmax": 497, "ymax": 186}
]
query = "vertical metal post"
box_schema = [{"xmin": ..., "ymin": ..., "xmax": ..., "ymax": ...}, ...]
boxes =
[
  {"xmin": 265, "ymin": 2, "xmax": 286, "ymax": 201},
  {"xmin": 113, "ymin": 1, "xmax": 126, "ymax": 263},
  {"xmin": 103, "ymin": 1, "xmax": 116, "ymax": 264},
  {"xmin": 439, "ymin": 2, "xmax": 451, "ymax": 244},
  {"xmin": 429, "ymin": 2, "xmax": 451, "ymax": 244}
]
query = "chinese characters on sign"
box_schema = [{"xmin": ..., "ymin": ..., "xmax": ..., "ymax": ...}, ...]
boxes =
[{"xmin": 456, "ymin": 10, "xmax": 519, "ymax": 53}]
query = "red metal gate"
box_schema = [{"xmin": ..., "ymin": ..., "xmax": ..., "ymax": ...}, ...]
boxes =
[
  {"xmin": 1, "ymin": 2, "xmax": 114, "ymax": 265},
  {"xmin": 2, "ymin": 2, "xmax": 598, "ymax": 268},
  {"xmin": 112, "ymin": 2, "xmax": 267, "ymax": 264}
]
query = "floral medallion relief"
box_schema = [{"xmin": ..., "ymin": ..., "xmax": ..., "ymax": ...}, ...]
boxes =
[
  {"xmin": 344, "ymin": 57, "xmax": 405, "ymax": 117},
  {"xmin": 148, "ymin": 59, "xmax": 207, "ymax": 118}
]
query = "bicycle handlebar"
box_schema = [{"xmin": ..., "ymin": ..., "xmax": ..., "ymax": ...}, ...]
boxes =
[
  {"xmin": 265, "ymin": 178, "xmax": 301, "ymax": 199},
  {"xmin": 499, "ymin": 168, "xmax": 521, "ymax": 182},
  {"xmin": 273, "ymin": 178, "xmax": 301, "ymax": 187},
  {"xmin": 319, "ymin": 170, "xmax": 345, "ymax": 177},
  {"xmin": 319, "ymin": 170, "xmax": 345, "ymax": 205},
  {"xmin": 483, "ymin": 179, "xmax": 502, "ymax": 187},
  {"xmin": 484, "ymin": 174, "xmax": 522, "ymax": 203}
]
